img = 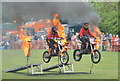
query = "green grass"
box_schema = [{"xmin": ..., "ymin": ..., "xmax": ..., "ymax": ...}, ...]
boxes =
[{"xmin": 2, "ymin": 49, "xmax": 118, "ymax": 79}]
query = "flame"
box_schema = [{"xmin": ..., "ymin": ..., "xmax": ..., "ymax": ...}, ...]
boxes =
[
  {"xmin": 91, "ymin": 25, "xmax": 102, "ymax": 37},
  {"xmin": 23, "ymin": 13, "xmax": 66, "ymax": 45},
  {"xmin": 23, "ymin": 19, "xmax": 53, "ymax": 32},
  {"xmin": 19, "ymin": 28, "xmax": 32, "ymax": 57},
  {"xmin": 22, "ymin": 13, "xmax": 66, "ymax": 45},
  {"xmin": 52, "ymin": 13, "xmax": 66, "ymax": 45},
  {"xmin": 91, "ymin": 25, "xmax": 102, "ymax": 50}
]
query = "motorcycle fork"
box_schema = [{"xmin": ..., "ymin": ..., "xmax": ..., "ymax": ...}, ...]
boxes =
[{"xmin": 90, "ymin": 43, "xmax": 95, "ymax": 54}]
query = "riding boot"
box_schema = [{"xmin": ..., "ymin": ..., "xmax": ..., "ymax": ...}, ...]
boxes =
[{"xmin": 58, "ymin": 51, "xmax": 62, "ymax": 56}]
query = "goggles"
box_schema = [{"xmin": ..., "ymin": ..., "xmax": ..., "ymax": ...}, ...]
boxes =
[
  {"xmin": 84, "ymin": 24, "xmax": 90, "ymax": 28},
  {"xmin": 53, "ymin": 29, "xmax": 57, "ymax": 31}
]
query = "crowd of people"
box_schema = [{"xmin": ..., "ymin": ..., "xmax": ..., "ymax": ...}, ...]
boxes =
[
  {"xmin": 67, "ymin": 32, "xmax": 119, "ymax": 52},
  {"xmin": 0, "ymin": 29, "xmax": 119, "ymax": 52},
  {"xmin": 0, "ymin": 32, "xmax": 47, "ymax": 50},
  {"xmin": 100, "ymin": 33, "xmax": 119, "ymax": 52}
]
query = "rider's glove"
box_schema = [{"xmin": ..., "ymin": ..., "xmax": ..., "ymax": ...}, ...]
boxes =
[
  {"xmin": 94, "ymin": 37, "xmax": 96, "ymax": 39},
  {"xmin": 50, "ymin": 37, "xmax": 54, "ymax": 39},
  {"xmin": 61, "ymin": 37, "xmax": 64, "ymax": 39}
]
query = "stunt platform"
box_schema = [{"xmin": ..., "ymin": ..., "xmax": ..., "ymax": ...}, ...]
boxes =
[
  {"xmin": 5, "ymin": 63, "xmax": 42, "ymax": 73},
  {"xmin": 43, "ymin": 62, "xmax": 74, "ymax": 73},
  {"xmin": 4, "ymin": 62, "xmax": 74, "ymax": 75}
]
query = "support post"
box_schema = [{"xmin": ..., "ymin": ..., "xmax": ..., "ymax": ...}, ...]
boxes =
[
  {"xmin": 61, "ymin": 63, "xmax": 74, "ymax": 73},
  {"xmin": 30, "ymin": 63, "xmax": 43, "ymax": 75}
]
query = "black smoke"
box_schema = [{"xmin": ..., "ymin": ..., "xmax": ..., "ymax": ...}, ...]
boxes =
[{"xmin": 2, "ymin": 2, "xmax": 100, "ymax": 26}]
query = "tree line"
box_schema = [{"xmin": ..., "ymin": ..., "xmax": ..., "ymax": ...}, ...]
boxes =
[{"xmin": 92, "ymin": 2, "xmax": 119, "ymax": 36}]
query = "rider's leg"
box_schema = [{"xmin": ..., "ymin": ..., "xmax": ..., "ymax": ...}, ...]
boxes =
[
  {"xmin": 82, "ymin": 39, "xmax": 87, "ymax": 51},
  {"xmin": 80, "ymin": 37, "xmax": 85, "ymax": 49},
  {"xmin": 48, "ymin": 47, "xmax": 52, "ymax": 55},
  {"xmin": 58, "ymin": 51, "xmax": 62, "ymax": 56},
  {"xmin": 86, "ymin": 42, "xmax": 89, "ymax": 50},
  {"xmin": 53, "ymin": 43, "xmax": 62, "ymax": 56},
  {"xmin": 53, "ymin": 44, "xmax": 57, "ymax": 48},
  {"xmin": 79, "ymin": 38, "xmax": 86, "ymax": 53},
  {"xmin": 53, "ymin": 43, "xmax": 58, "ymax": 53},
  {"xmin": 93, "ymin": 51, "xmax": 98, "ymax": 58},
  {"xmin": 92, "ymin": 44, "xmax": 98, "ymax": 58},
  {"xmin": 53, "ymin": 44, "xmax": 62, "ymax": 56},
  {"xmin": 84, "ymin": 38, "xmax": 90, "ymax": 51},
  {"xmin": 47, "ymin": 39, "xmax": 52, "ymax": 55}
]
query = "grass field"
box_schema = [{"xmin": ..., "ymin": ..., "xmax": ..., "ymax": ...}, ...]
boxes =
[{"xmin": 2, "ymin": 49, "xmax": 118, "ymax": 79}]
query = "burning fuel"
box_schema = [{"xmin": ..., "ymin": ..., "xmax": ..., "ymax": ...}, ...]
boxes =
[
  {"xmin": 19, "ymin": 28, "xmax": 32, "ymax": 57},
  {"xmin": 52, "ymin": 13, "xmax": 66, "ymax": 44}
]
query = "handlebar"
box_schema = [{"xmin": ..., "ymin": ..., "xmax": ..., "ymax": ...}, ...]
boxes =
[
  {"xmin": 54, "ymin": 37, "xmax": 64, "ymax": 40},
  {"xmin": 80, "ymin": 36, "xmax": 96, "ymax": 40},
  {"xmin": 80, "ymin": 36, "xmax": 89, "ymax": 40}
]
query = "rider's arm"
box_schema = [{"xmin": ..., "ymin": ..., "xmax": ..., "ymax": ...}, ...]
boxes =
[
  {"xmin": 47, "ymin": 32, "xmax": 52, "ymax": 39},
  {"xmin": 79, "ymin": 27, "xmax": 84, "ymax": 38},
  {"xmin": 88, "ymin": 29, "xmax": 95, "ymax": 38},
  {"xmin": 57, "ymin": 32, "xmax": 61, "ymax": 38}
]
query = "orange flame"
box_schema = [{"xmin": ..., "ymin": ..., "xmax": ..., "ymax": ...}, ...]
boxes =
[
  {"xmin": 23, "ymin": 19, "xmax": 53, "ymax": 32},
  {"xmin": 19, "ymin": 28, "xmax": 32, "ymax": 57},
  {"xmin": 91, "ymin": 25, "xmax": 102, "ymax": 50},
  {"xmin": 52, "ymin": 13, "xmax": 66, "ymax": 45},
  {"xmin": 23, "ymin": 13, "xmax": 66, "ymax": 45},
  {"xmin": 91, "ymin": 25, "xmax": 102, "ymax": 37},
  {"xmin": 22, "ymin": 13, "xmax": 66, "ymax": 45}
]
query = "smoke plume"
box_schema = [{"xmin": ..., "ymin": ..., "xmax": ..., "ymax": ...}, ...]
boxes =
[{"xmin": 2, "ymin": 2, "xmax": 100, "ymax": 26}]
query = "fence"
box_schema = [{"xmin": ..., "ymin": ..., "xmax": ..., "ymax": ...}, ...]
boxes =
[{"xmin": 1, "ymin": 39, "xmax": 120, "ymax": 52}]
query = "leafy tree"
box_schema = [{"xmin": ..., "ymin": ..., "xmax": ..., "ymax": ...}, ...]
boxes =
[{"xmin": 92, "ymin": 2, "xmax": 119, "ymax": 36}]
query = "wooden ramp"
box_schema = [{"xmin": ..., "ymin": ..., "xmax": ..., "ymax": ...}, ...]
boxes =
[
  {"xmin": 43, "ymin": 62, "xmax": 72, "ymax": 71},
  {"xmin": 4, "ymin": 62, "xmax": 74, "ymax": 74},
  {"xmin": 5, "ymin": 63, "xmax": 42, "ymax": 73}
]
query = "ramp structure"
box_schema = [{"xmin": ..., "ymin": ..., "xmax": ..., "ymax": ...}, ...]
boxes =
[
  {"xmin": 43, "ymin": 62, "xmax": 74, "ymax": 73},
  {"xmin": 5, "ymin": 62, "xmax": 74, "ymax": 74},
  {"xmin": 5, "ymin": 63, "xmax": 43, "ymax": 74}
]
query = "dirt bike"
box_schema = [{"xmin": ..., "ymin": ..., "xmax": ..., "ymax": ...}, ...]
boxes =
[
  {"xmin": 73, "ymin": 36, "xmax": 101, "ymax": 64},
  {"xmin": 43, "ymin": 38, "xmax": 69, "ymax": 64}
]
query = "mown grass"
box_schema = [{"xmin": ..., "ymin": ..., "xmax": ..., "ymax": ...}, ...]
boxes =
[{"xmin": 2, "ymin": 49, "xmax": 118, "ymax": 79}]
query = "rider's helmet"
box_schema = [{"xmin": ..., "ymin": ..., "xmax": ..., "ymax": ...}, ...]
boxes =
[
  {"xmin": 52, "ymin": 26, "xmax": 58, "ymax": 35},
  {"xmin": 83, "ymin": 22, "xmax": 90, "ymax": 30}
]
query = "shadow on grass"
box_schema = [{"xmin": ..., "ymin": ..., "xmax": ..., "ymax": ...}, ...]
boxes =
[{"xmin": 4, "ymin": 71, "xmax": 92, "ymax": 76}]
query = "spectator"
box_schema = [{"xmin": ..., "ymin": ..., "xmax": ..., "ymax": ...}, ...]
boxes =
[
  {"xmin": 114, "ymin": 35, "xmax": 119, "ymax": 52},
  {"xmin": 105, "ymin": 33, "xmax": 110, "ymax": 51},
  {"xmin": 71, "ymin": 33, "xmax": 77, "ymax": 49},
  {"xmin": 101, "ymin": 34, "xmax": 107, "ymax": 51},
  {"xmin": 41, "ymin": 34, "xmax": 45, "ymax": 40},
  {"xmin": 114, "ymin": 35, "xmax": 119, "ymax": 45},
  {"xmin": 109, "ymin": 34, "xmax": 112, "ymax": 45},
  {"xmin": 3, "ymin": 38, "xmax": 10, "ymax": 49},
  {"xmin": 33, "ymin": 34, "xmax": 40, "ymax": 49},
  {"xmin": 111, "ymin": 35, "xmax": 116, "ymax": 52},
  {"xmin": 108, "ymin": 34, "xmax": 112, "ymax": 51},
  {"xmin": 34, "ymin": 33, "xmax": 39, "ymax": 40},
  {"xmin": 66, "ymin": 33, "xmax": 73, "ymax": 49}
]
